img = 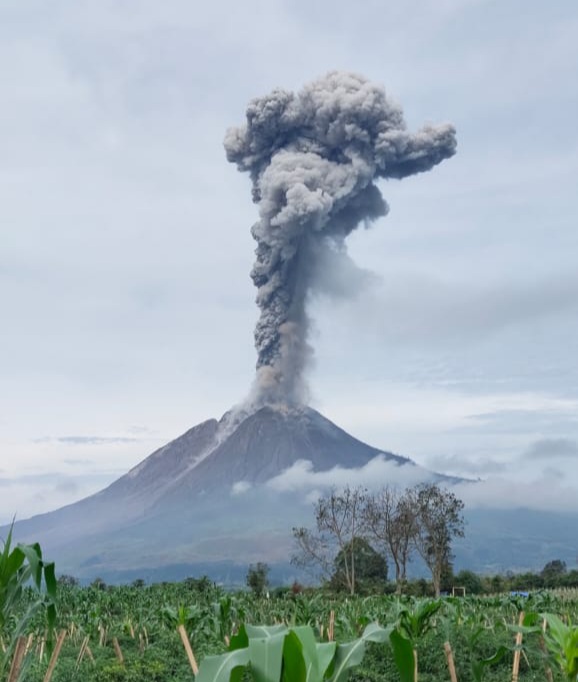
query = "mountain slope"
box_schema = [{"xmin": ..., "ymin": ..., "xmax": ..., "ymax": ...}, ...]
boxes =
[{"xmin": 6, "ymin": 404, "xmax": 413, "ymax": 562}]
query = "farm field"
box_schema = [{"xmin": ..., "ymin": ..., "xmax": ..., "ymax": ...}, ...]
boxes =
[{"xmin": 3, "ymin": 578, "xmax": 578, "ymax": 682}]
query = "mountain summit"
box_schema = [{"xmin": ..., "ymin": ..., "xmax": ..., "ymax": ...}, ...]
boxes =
[{"xmin": 112, "ymin": 404, "xmax": 411, "ymax": 504}]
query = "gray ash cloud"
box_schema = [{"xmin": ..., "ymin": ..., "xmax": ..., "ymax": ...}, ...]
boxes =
[{"xmin": 225, "ymin": 71, "xmax": 456, "ymax": 405}]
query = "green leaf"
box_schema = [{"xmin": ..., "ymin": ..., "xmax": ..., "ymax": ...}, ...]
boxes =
[
  {"xmin": 18, "ymin": 543, "xmax": 43, "ymax": 589},
  {"xmin": 416, "ymin": 599, "xmax": 442, "ymax": 629},
  {"xmin": 249, "ymin": 633, "xmax": 286, "ymax": 682},
  {"xmin": 291, "ymin": 626, "xmax": 324, "ymax": 682},
  {"xmin": 541, "ymin": 613, "xmax": 578, "ymax": 678},
  {"xmin": 329, "ymin": 639, "xmax": 366, "ymax": 682},
  {"xmin": 315, "ymin": 642, "xmax": 337, "ymax": 679},
  {"xmin": 195, "ymin": 648, "xmax": 250, "ymax": 682},
  {"xmin": 361, "ymin": 622, "xmax": 391, "ymax": 644},
  {"xmin": 389, "ymin": 630, "xmax": 415, "ymax": 682},
  {"xmin": 44, "ymin": 561, "xmax": 57, "ymax": 599},
  {"xmin": 228, "ymin": 624, "xmax": 249, "ymax": 651},
  {"xmin": 246, "ymin": 624, "xmax": 288, "ymax": 639},
  {"xmin": 471, "ymin": 646, "xmax": 509, "ymax": 682},
  {"xmin": 542, "ymin": 613, "xmax": 569, "ymax": 646},
  {"xmin": 282, "ymin": 630, "xmax": 307, "ymax": 682}
]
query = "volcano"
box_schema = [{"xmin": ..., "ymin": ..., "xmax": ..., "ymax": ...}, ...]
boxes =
[
  {"xmin": 6, "ymin": 405, "xmax": 578, "ymax": 584},
  {"xmin": 7, "ymin": 404, "xmax": 426, "ymax": 580}
]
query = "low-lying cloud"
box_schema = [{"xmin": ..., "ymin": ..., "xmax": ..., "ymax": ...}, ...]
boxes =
[
  {"xmin": 0, "ymin": 471, "xmax": 124, "ymax": 524},
  {"xmin": 425, "ymin": 452, "xmax": 508, "ymax": 477},
  {"xmin": 261, "ymin": 455, "xmax": 578, "ymax": 514},
  {"xmin": 231, "ymin": 481, "xmax": 252, "ymax": 496},
  {"xmin": 53, "ymin": 436, "xmax": 139, "ymax": 445},
  {"xmin": 266, "ymin": 455, "xmax": 432, "ymax": 493},
  {"xmin": 455, "ymin": 474, "xmax": 578, "ymax": 512},
  {"xmin": 524, "ymin": 438, "xmax": 578, "ymax": 461}
]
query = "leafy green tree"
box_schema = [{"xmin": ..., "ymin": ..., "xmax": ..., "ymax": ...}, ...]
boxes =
[
  {"xmin": 542, "ymin": 559, "xmax": 567, "ymax": 586},
  {"xmin": 488, "ymin": 574, "xmax": 505, "ymax": 594},
  {"xmin": 57, "ymin": 573, "xmax": 79, "ymax": 587},
  {"xmin": 329, "ymin": 537, "xmax": 388, "ymax": 594},
  {"xmin": 454, "ymin": 569, "xmax": 484, "ymax": 595},
  {"xmin": 90, "ymin": 576, "xmax": 107, "ymax": 590},
  {"xmin": 562, "ymin": 569, "xmax": 578, "ymax": 588},
  {"xmin": 246, "ymin": 562, "xmax": 269, "ymax": 597}
]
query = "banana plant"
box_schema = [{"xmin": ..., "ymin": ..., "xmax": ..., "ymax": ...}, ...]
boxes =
[{"xmin": 195, "ymin": 621, "xmax": 391, "ymax": 682}]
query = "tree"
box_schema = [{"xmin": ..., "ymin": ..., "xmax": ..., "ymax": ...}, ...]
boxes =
[
  {"xmin": 330, "ymin": 537, "xmax": 388, "ymax": 594},
  {"xmin": 292, "ymin": 486, "xmax": 367, "ymax": 595},
  {"xmin": 90, "ymin": 577, "xmax": 107, "ymax": 591},
  {"xmin": 410, "ymin": 483, "xmax": 465, "ymax": 597},
  {"xmin": 364, "ymin": 486, "xmax": 417, "ymax": 593},
  {"xmin": 454, "ymin": 569, "xmax": 484, "ymax": 595},
  {"xmin": 57, "ymin": 574, "xmax": 79, "ymax": 587},
  {"xmin": 488, "ymin": 574, "xmax": 504, "ymax": 594},
  {"xmin": 541, "ymin": 559, "xmax": 567, "ymax": 586},
  {"xmin": 246, "ymin": 562, "xmax": 269, "ymax": 596}
]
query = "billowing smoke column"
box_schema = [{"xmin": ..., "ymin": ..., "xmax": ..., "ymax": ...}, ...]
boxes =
[{"xmin": 225, "ymin": 71, "xmax": 456, "ymax": 406}]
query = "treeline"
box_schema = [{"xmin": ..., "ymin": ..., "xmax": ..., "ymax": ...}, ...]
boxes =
[
  {"xmin": 287, "ymin": 483, "xmax": 577, "ymax": 599},
  {"xmin": 246, "ymin": 561, "xmax": 578, "ymax": 600},
  {"xmin": 292, "ymin": 483, "xmax": 465, "ymax": 597},
  {"xmin": 451, "ymin": 559, "xmax": 578, "ymax": 595}
]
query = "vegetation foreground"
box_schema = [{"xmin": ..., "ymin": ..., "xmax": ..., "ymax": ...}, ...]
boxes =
[
  {"xmin": 2, "ymin": 483, "xmax": 578, "ymax": 681},
  {"xmin": 2, "ymin": 564, "xmax": 578, "ymax": 681}
]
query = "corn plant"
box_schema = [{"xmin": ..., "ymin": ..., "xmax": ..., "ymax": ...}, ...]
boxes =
[
  {"xmin": 541, "ymin": 612, "xmax": 578, "ymax": 680},
  {"xmin": 388, "ymin": 598, "xmax": 442, "ymax": 682},
  {"xmin": 0, "ymin": 523, "xmax": 57, "ymax": 678}
]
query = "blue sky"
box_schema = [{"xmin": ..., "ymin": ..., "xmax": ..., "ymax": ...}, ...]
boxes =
[{"xmin": 1, "ymin": 0, "xmax": 578, "ymax": 522}]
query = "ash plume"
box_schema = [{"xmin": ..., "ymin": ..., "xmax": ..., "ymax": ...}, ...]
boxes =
[{"xmin": 225, "ymin": 71, "xmax": 456, "ymax": 406}]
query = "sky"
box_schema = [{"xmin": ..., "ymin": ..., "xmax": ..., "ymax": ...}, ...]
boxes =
[{"xmin": 1, "ymin": 0, "xmax": 578, "ymax": 523}]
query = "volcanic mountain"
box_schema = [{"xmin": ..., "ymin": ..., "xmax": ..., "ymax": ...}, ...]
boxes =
[
  {"xmin": 8, "ymin": 405, "xmax": 421, "ymax": 580},
  {"xmin": 7, "ymin": 405, "xmax": 578, "ymax": 584}
]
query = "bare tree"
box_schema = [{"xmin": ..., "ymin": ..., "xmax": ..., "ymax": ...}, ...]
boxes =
[
  {"xmin": 291, "ymin": 526, "xmax": 333, "ymax": 582},
  {"xmin": 292, "ymin": 486, "xmax": 367, "ymax": 595},
  {"xmin": 364, "ymin": 486, "xmax": 417, "ymax": 593},
  {"xmin": 410, "ymin": 483, "xmax": 465, "ymax": 597}
]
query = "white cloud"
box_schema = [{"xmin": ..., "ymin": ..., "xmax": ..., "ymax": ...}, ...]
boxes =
[
  {"xmin": 266, "ymin": 456, "xmax": 432, "ymax": 494},
  {"xmin": 231, "ymin": 481, "xmax": 252, "ymax": 496},
  {"xmin": 424, "ymin": 453, "xmax": 508, "ymax": 477},
  {"xmin": 455, "ymin": 474, "xmax": 578, "ymax": 513}
]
